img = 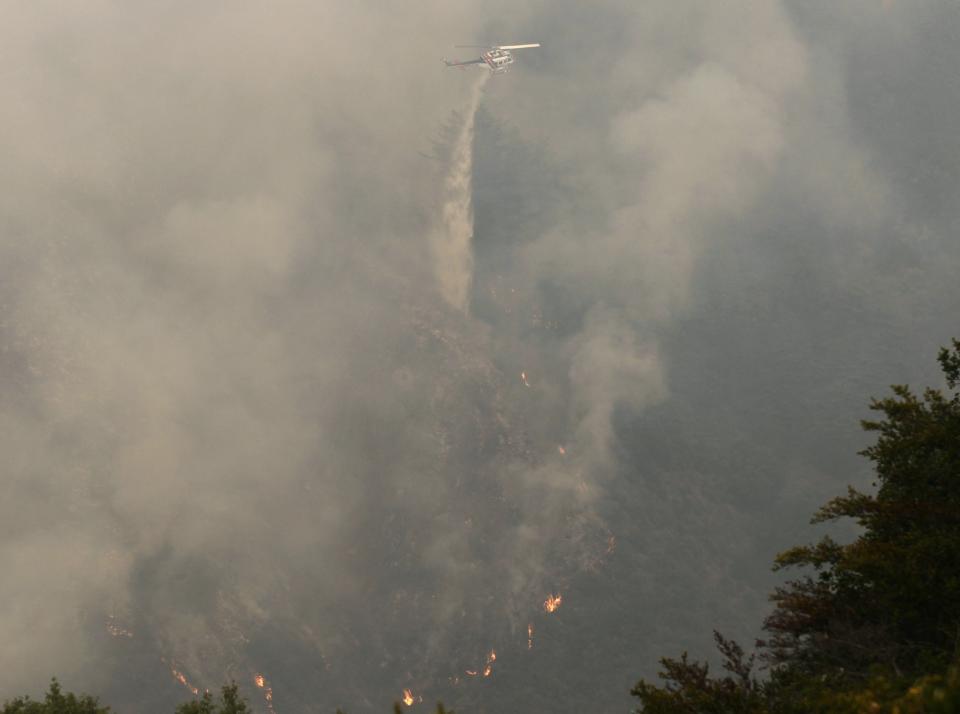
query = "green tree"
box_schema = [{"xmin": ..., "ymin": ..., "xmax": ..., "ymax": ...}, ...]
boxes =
[
  {"xmin": 764, "ymin": 339, "xmax": 960, "ymax": 683},
  {"xmin": 1, "ymin": 679, "xmax": 110, "ymax": 714},
  {"xmin": 632, "ymin": 340, "xmax": 960, "ymax": 712},
  {"xmin": 175, "ymin": 683, "xmax": 250, "ymax": 714},
  {"xmin": 631, "ymin": 632, "xmax": 768, "ymax": 714},
  {"xmin": 818, "ymin": 666, "xmax": 960, "ymax": 713},
  {"xmin": 388, "ymin": 704, "xmax": 454, "ymax": 714}
]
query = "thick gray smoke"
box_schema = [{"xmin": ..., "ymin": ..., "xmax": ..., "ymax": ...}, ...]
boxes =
[{"xmin": 2, "ymin": 1, "xmax": 960, "ymax": 712}]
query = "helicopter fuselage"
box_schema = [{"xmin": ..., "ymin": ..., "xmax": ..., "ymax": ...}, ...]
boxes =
[
  {"xmin": 481, "ymin": 48, "xmax": 514, "ymax": 74},
  {"xmin": 443, "ymin": 43, "xmax": 539, "ymax": 74}
]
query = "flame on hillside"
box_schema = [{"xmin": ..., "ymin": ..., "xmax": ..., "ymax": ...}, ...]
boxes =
[
  {"xmin": 254, "ymin": 672, "xmax": 276, "ymax": 714},
  {"xmin": 165, "ymin": 660, "xmax": 199, "ymax": 696},
  {"xmin": 105, "ymin": 617, "xmax": 133, "ymax": 638},
  {"xmin": 544, "ymin": 593, "xmax": 563, "ymax": 613},
  {"xmin": 527, "ymin": 623, "xmax": 534, "ymax": 650},
  {"xmin": 483, "ymin": 649, "xmax": 496, "ymax": 677},
  {"xmin": 402, "ymin": 688, "xmax": 415, "ymax": 707}
]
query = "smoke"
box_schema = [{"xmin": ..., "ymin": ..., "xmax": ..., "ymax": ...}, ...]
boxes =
[
  {"xmin": 2, "ymin": 2, "xmax": 960, "ymax": 712},
  {"xmin": 431, "ymin": 71, "xmax": 490, "ymax": 312}
]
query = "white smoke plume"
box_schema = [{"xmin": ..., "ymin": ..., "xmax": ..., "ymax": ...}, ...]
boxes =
[{"xmin": 432, "ymin": 72, "xmax": 489, "ymax": 312}]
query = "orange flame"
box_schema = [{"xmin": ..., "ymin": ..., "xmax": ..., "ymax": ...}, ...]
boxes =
[
  {"xmin": 253, "ymin": 673, "xmax": 276, "ymax": 714},
  {"xmin": 544, "ymin": 593, "xmax": 563, "ymax": 613},
  {"xmin": 557, "ymin": 445, "xmax": 566, "ymax": 455},
  {"xmin": 402, "ymin": 689, "xmax": 415, "ymax": 707},
  {"xmin": 465, "ymin": 669, "xmax": 478, "ymax": 677},
  {"xmin": 527, "ymin": 623, "xmax": 534, "ymax": 650},
  {"xmin": 169, "ymin": 665, "xmax": 199, "ymax": 696},
  {"xmin": 520, "ymin": 371, "xmax": 531, "ymax": 387},
  {"xmin": 482, "ymin": 649, "xmax": 496, "ymax": 677}
]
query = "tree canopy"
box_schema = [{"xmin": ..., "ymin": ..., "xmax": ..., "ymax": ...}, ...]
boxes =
[
  {"xmin": 174, "ymin": 684, "xmax": 251, "ymax": 714},
  {"xmin": 1, "ymin": 679, "xmax": 110, "ymax": 714},
  {"xmin": 633, "ymin": 339, "xmax": 960, "ymax": 713}
]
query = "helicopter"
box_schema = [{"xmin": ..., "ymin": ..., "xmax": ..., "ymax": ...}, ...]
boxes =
[{"xmin": 443, "ymin": 43, "xmax": 541, "ymax": 74}]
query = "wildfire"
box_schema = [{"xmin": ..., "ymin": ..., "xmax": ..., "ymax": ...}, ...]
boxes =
[
  {"xmin": 402, "ymin": 689, "xmax": 415, "ymax": 707},
  {"xmin": 106, "ymin": 619, "xmax": 133, "ymax": 638},
  {"xmin": 168, "ymin": 663, "xmax": 199, "ymax": 696},
  {"xmin": 465, "ymin": 670, "xmax": 478, "ymax": 677},
  {"xmin": 482, "ymin": 649, "xmax": 496, "ymax": 677},
  {"xmin": 527, "ymin": 623, "xmax": 534, "ymax": 650},
  {"xmin": 544, "ymin": 593, "xmax": 563, "ymax": 613},
  {"xmin": 520, "ymin": 371, "xmax": 531, "ymax": 387},
  {"xmin": 253, "ymin": 673, "xmax": 276, "ymax": 714},
  {"xmin": 557, "ymin": 445, "xmax": 566, "ymax": 456}
]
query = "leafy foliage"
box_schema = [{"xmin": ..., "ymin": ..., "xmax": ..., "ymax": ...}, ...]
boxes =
[
  {"xmin": 765, "ymin": 340, "xmax": 960, "ymax": 683},
  {"xmin": 630, "ymin": 632, "xmax": 767, "ymax": 714},
  {"xmin": 337, "ymin": 703, "xmax": 453, "ymax": 714},
  {"xmin": 633, "ymin": 340, "xmax": 960, "ymax": 712},
  {"xmin": 174, "ymin": 684, "xmax": 250, "ymax": 714},
  {"xmin": 1, "ymin": 679, "xmax": 110, "ymax": 714},
  {"xmin": 818, "ymin": 666, "xmax": 960, "ymax": 713}
]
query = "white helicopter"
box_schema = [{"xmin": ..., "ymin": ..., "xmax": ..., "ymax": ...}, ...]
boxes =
[{"xmin": 443, "ymin": 43, "xmax": 541, "ymax": 74}]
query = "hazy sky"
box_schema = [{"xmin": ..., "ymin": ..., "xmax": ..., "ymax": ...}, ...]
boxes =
[{"xmin": 2, "ymin": 2, "xmax": 958, "ymax": 712}]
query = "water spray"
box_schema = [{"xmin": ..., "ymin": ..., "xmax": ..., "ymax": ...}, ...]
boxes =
[{"xmin": 432, "ymin": 72, "xmax": 490, "ymax": 313}]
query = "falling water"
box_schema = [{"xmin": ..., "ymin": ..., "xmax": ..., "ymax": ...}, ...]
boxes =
[{"xmin": 432, "ymin": 71, "xmax": 489, "ymax": 313}]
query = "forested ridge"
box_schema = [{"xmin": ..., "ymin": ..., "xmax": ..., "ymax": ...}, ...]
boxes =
[{"xmin": 7, "ymin": 340, "xmax": 960, "ymax": 713}]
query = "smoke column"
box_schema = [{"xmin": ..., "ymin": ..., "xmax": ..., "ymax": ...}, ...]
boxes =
[{"xmin": 432, "ymin": 71, "xmax": 489, "ymax": 312}]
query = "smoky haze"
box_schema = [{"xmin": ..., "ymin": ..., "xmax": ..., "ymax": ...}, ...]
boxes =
[{"xmin": 2, "ymin": 1, "xmax": 959, "ymax": 712}]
